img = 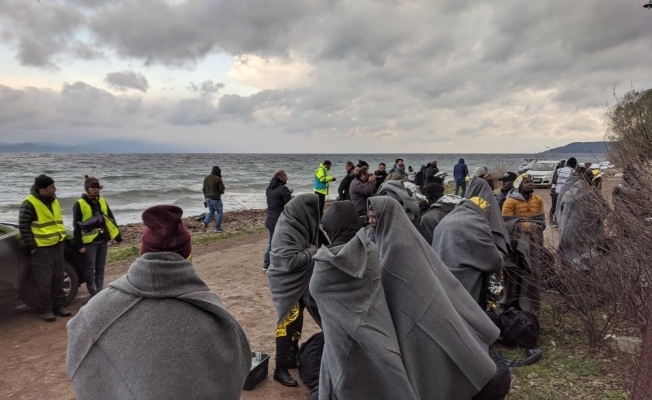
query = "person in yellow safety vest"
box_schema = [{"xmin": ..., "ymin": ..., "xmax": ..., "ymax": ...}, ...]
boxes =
[
  {"xmin": 313, "ymin": 160, "xmax": 336, "ymax": 218},
  {"xmin": 72, "ymin": 176, "xmax": 122, "ymax": 298},
  {"xmin": 18, "ymin": 174, "xmax": 73, "ymax": 322}
]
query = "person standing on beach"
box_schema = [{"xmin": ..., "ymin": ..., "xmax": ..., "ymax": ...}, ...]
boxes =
[
  {"xmin": 374, "ymin": 162, "xmax": 388, "ymax": 188},
  {"xmin": 387, "ymin": 158, "xmax": 404, "ymax": 174},
  {"xmin": 549, "ymin": 160, "xmax": 565, "ymax": 227},
  {"xmin": 349, "ymin": 166, "xmax": 377, "ymax": 216},
  {"xmin": 495, "ymin": 172, "xmax": 518, "ymax": 211},
  {"xmin": 454, "ymin": 158, "xmax": 469, "ymax": 197},
  {"xmin": 313, "ymin": 160, "xmax": 335, "ymax": 217},
  {"xmin": 203, "ymin": 166, "xmax": 225, "ymax": 232},
  {"xmin": 337, "ymin": 161, "xmax": 355, "ymax": 201},
  {"xmin": 264, "ymin": 169, "xmax": 292, "ymax": 270},
  {"xmin": 18, "ymin": 174, "xmax": 72, "ymax": 322},
  {"xmin": 73, "ymin": 176, "xmax": 122, "ymax": 297}
]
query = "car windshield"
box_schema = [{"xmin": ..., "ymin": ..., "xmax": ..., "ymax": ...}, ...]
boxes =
[{"xmin": 530, "ymin": 162, "xmax": 556, "ymax": 171}]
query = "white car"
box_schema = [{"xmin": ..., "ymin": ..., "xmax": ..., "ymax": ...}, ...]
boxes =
[{"xmin": 527, "ymin": 160, "xmax": 560, "ymax": 188}]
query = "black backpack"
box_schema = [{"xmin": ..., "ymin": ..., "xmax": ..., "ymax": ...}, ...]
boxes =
[
  {"xmin": 297, "ymin": 332, "xmax": 324, "ymax": 390},
  {"xmin": 498, "ymin": 309, "xmax": 540, "ymax": 349}
]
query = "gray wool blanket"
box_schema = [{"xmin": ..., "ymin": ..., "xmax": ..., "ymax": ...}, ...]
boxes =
[
  {"xmin": 311, "ymin": 229, "xmax": 418, "ymax": 400},
  {"xmin": 556, "ymin": 179, "xmax": 609, "ymax": 269},
  {"xmin": 432, "ymin": 199, "xmax": 504, "ymax": 304},
  {"xmin": 465, "ymin": 176, "xmax": 511, "ymax": 255},
  {"xmin": 555, "ymin": 170, "xmax": 582, "ymax": 226},
  {"xmin": 268, "ymin": 193, "xmax": 322, "ymax": 326},
  {"xmin": 502, "ymin": 206, "xmax": 546, "ymax": 314},
  {"xmin": 369, "ymin": 196, "xmax": 500, "ymax": 400},
  {"xmin": 67, "ymin": 252, "xmax": 251, "ymax": 400},
  {"xmin": 376, "ymin": 180, "xmax": 420, "ymax": 228}
]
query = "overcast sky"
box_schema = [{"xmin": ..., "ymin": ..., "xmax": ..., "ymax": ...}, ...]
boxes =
[{"xmin": 0, "ymin": 0, "xmax": 651, "ymax": 153}]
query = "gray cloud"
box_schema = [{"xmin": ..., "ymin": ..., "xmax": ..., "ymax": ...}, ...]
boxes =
[
  {"xmin": 105, "ymin": 70, "xmax": 150, "ymax": 93},
  {"xmin": 71, "ymin": 41, "xmax": 105, "ymax": 60},
  {"xmin": 187, "ymin": 80, "xmax": 225, "ymax": 100}
]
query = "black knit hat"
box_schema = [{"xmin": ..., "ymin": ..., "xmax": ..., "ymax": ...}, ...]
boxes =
[{"xmin": 34, "ymin": 174, "xmax": 54, "ymax": 190}]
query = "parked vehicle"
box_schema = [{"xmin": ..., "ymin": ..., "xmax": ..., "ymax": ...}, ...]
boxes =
[
  {"xmin": 518, "ymin": 159, "xmax": 537, "ymax": 174},
  {"xmin": 527, "ymin": 160, "xmax": 560, "ymax": 188},
  {"xmin": 0, "ymin": 222, "xmax": 85, "ymax": 311}
]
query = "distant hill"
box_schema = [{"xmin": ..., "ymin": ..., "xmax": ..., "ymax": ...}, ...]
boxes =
[
  {"xmin": 0, "ymin": 140, "xmax": 202, "ymax": 153},
  {"xmin": 543, "ymin": 141, "xmax": 609, "ymax": 155}
]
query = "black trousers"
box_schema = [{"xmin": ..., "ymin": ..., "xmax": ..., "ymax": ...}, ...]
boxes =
[
  {"xmin": 549, "ymin": 192, "xmax": 558, "ymax": 223},
  {"xmin": 315, "ymin": 192, "xmax": 326, "ymax": 218},
  {"xmin": 275, "ymin": 302, "xmax": 304, "ymax": 369},
  {"xmin": 30, "ymin": 243, "xmax": 66, "ymax": 314}
]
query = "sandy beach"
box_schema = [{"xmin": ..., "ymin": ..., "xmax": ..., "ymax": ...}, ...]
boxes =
[{"xmin": 0, "ymin": 183, "xmax": 616, "ymax": 399}]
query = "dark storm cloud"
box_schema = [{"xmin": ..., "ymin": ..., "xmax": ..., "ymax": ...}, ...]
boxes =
[
  {"xmin": 0, "ymin": 0, "xmax": 85, "ymax": 67},
  {"xmin": 105, "ymin": 71, "xmax": 150, "ymax": 93}
]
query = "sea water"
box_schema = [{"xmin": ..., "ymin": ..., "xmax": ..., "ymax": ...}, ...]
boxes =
[{"xmin": 0, "ymin": 153, "xmax": 606, "ymax": 226}]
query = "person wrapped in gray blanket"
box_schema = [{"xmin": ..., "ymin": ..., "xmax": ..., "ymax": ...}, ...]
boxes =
[
  {"xmin": 376, "ymin": 180, "xmax": 420, "ymax": 228},
  {"xmin": 369, "ymin": 196, "xmax": 500, "ymax": 400},
  {"xmin": 418, "ymin": 178, "xmax": 460, "ymax": 246},
  {"xmin": 267, "ymin": 193, "xmax": 324, "ymax": 387},
  {"xmin": 466, "ymin": 175, "xmax": 511, "ymax": 256},
  {"xmin": 432, "ymin": 197, "xmax": 504, "ymax": 307}
]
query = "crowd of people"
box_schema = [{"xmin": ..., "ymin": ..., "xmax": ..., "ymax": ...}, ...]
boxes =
[{"xmin": 13, "ymin": 154, "xmax": 619, "ymax": 399}]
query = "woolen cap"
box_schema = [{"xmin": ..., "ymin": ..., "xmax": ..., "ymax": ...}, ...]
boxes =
[
  {"xmin": 141, "ymin": 205, "xmax": 192, "ymax": 259},
  {"xmin": 34, "ymin": 174, "xmax": 54, "ymax": 190}
]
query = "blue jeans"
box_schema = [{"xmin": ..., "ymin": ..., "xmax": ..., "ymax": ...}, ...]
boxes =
[
  {"xmin": 204, "ymin": 198, "xmax": 223, "ymax": 230},
  {"xmin": 85, "ymin": 241, "xmax": 108, "ymax": 296},
  {"xmin": 263, "ymin": 229, "xmax": 274, "ymax": 269},
  {"xmin": 454, "ymin": 180, "xmax": 467, "ymax": 197}
]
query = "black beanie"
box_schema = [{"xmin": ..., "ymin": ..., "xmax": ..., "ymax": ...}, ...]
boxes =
[
  {"xmin": 34, "ymin": 174, "xmax": 54, "ymax": 190},
  {"xmin": 566, "ymin": 157, "xmax": 578, "ymax": 168}
]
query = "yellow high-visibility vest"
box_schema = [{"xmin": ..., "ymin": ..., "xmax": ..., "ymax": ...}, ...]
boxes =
[
  {"xmin": 25, "ymin": 195, "xmax": 66, "ymax": 247},
  {"xmin": 78, "ymin": 197, "xmax": 120, "ymax": 244}
]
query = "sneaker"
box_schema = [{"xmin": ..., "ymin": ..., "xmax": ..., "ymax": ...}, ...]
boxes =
[
  {"xmin": 39, "ymin": 313, "xmax": 56, "ymax": 322},
  {"xmin": 54, "ymin": 308, "xmax": 72, "ymax": 317},
  {"xmin": 215, "ymin": 228, "xmax": 223, "ymax": 233}
]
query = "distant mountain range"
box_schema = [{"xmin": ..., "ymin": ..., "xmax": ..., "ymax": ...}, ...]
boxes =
[
  {"xmin": 541, "ymin": 141, "xmax": 609, "ymax": 155},
  {"xmin": 0, "ymin": 140, "xmax": 202, "ymax": 153}
]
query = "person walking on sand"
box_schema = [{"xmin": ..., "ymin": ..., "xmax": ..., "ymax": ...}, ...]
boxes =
[
  {"xmin": 73, "ymin": 176, "xmax": 122, "ymax": 298},
  {"xmin": 454, "ymin": 158, "xmax": 469, "ymax": 197},
  {"xmin": 264, "ymin": 169, "xmax": 292, "ymax": 271},
  {"xmin": 67, "ymin": 205, "xmax": 251, "ymax": 400},
  {"xmin": 314, "ymin": 160, "xmax": 335, "ymax": 217},
  {"xmin": 203, "ymin": 166, "xmax": 225, "ymax": 232},
  {"xmin": 18, "ymin": 174, "xmax": 72, "ymax": 322},
  {"xmin": 337, "ymin": 161, "xmax": 355, "ymax": 201}
]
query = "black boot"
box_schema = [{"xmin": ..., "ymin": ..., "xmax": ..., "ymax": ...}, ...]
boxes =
[
  {"xmin": 273, "ymin": 367, "xmax": 298, "ymax": 387},
  {"xmin": 275, "ymin": 337, "xmax": 298, "ymax": 387}
]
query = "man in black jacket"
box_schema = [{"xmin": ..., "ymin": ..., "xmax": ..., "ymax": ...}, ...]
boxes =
[
  {"xmin": 264, "ymin": 169, "xmax": 292, "ymax": 270},
  {"xmin": 18, "ymin": 175, "xmax": 72, "ymax": 322},
  {"xmin": 203, "ymin": 166, "xmax": 226, "ymax": 232},
  {"xmin": 337, "ymin": 161, "xmax": 355, "ymax": 201},
  {"xmin": 495, "ymin": 172, "xmax": 517, "ymax": 211}
]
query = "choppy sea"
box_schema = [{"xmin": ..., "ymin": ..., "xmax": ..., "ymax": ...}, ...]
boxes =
[{"xmin": 0, "ymin": 153, "xmax": 606, "ymax": 227}]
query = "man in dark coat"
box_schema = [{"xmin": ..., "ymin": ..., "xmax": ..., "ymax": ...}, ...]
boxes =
[
  {"xmin": 337, "ymin": 161, "xmax": 355, "ymax": 201},
  {"xmin": 373, "ymin": 162, "xmax": 388, "ymax": 189},
  {"xmin": 267, "ymin": 194, "xmax": 324, "ymax": 387},
  {"xmin": 203, "ymin": 166, "xmax": 226, "ymax": 232},
  {"xmin": 67, "ymin": 205, "xmax": 251, "ymax": 400},
  {"xmin": 264, "ymin": 169, "xmax": 292, "ymax": 270},
  {"xmin": 495, "ymin": 172, "xmax": 517, "ymax": 211},
  {"xmin": 454, "ymin": 158, "xmax": 469, "ymax": 196},
  {"xmin": 349, "ymin": 166, "xmax": 377, "ymax": 216}
]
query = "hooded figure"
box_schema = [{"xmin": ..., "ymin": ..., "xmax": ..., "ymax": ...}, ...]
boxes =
[
  {"xmin": 369, "ymin": 196, "xmax": 500, "ymax": 400},
  {"xmin": 432, "ymin": 198, "xmax": 504, "ymax": 305},
  {"xmin": 555, "ymin": 170, "xmax": 582, "ymax": 228},
  {"xmin": 67, "ymin": 205, "xmax": 251, "ymax": 400},
  {"xmin": 267, "ymin": 193, "xmax": 323, "ymax": 386},
  {"xmin": 311, "ymin": 230, "xmax": 418, "ymax": 400},
  {"xmin": 203, "ymin": 166, "xmax": 226, "ymax": 231},
  {"xmin": 556, "ymin": 173, "xmax": 609, "ymax": 269},
  {"xmin": 419, "ymin": 195, "xmax": 461, "ymax": 246},
  {"xmin": 322, "ymin": 201, "xmax": 362, "ymax": 248},
  {"xmin": 465, "ymin": 176, "xmax": 511, "ymax": 255},
  {"xmin": 376, "ymin": 180, "xmax": 420, "ymax": 228}
]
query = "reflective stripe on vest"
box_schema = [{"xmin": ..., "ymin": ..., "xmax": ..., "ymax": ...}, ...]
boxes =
[
  {"xmin": 25, "ymin": 195, "xmax": 66, "ymax": 247},
  {"xmin": 78, "ymin": 197, "xmax": 120, "ymax": 244}
]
